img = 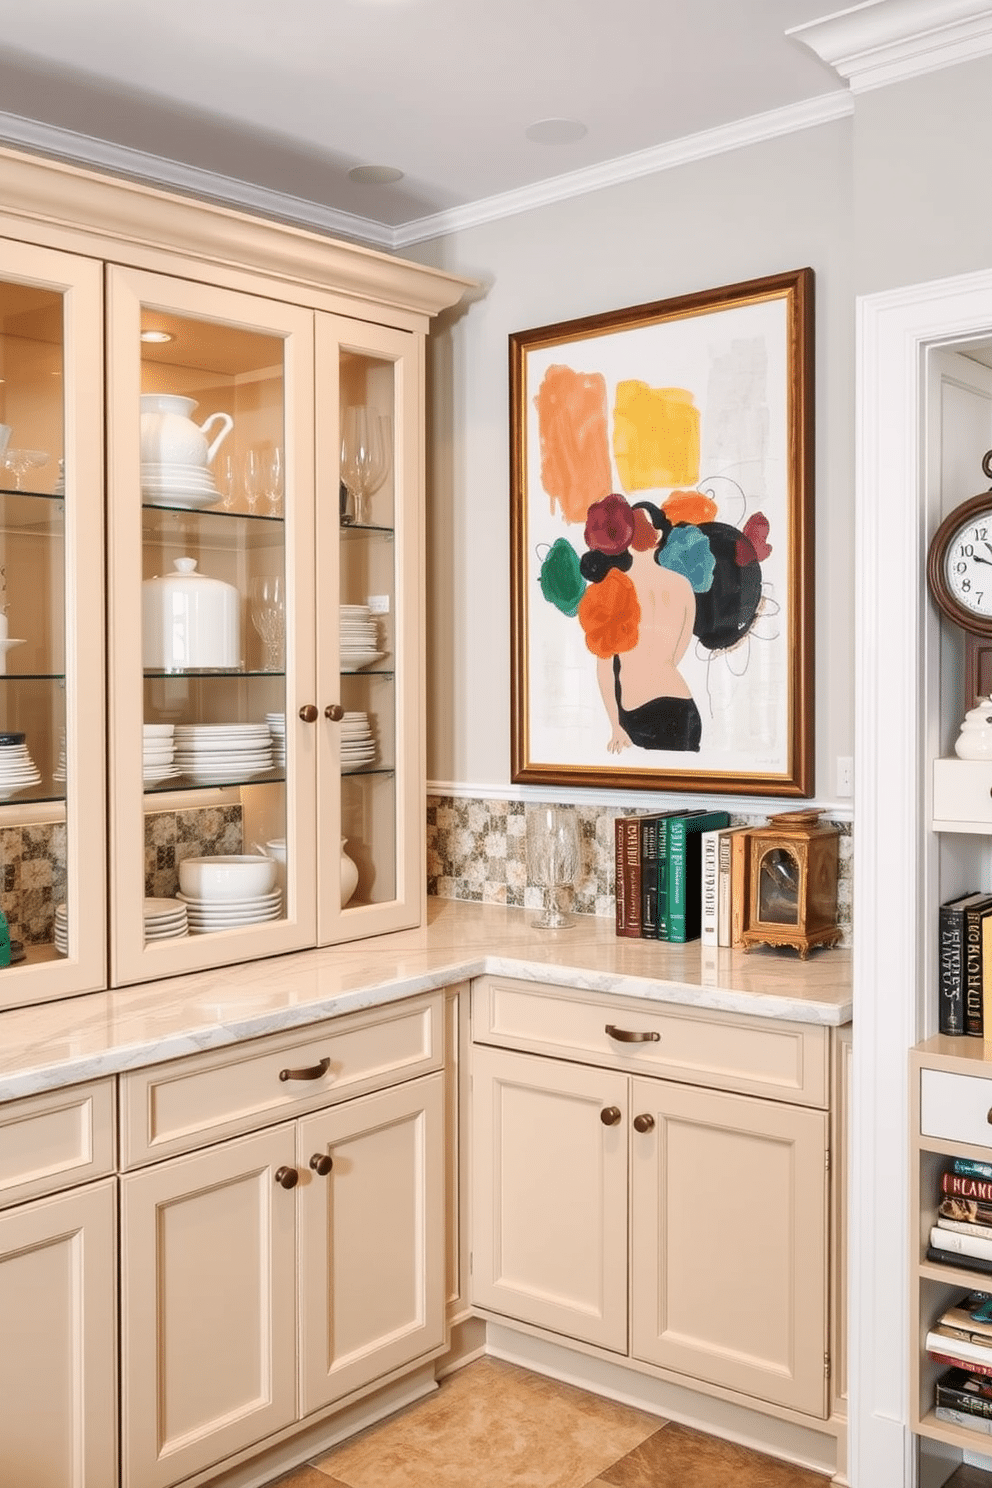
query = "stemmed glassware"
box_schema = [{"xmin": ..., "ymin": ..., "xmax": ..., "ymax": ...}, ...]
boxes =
[
  {"xmin": 248, "ymin": 576, "xmax": 285, "ymax": 671},
  {"xmin": 526, "ymin": 806, "xmax": 581, "ymax": 929},
  {"xmin": 3, "ymin": 449, "xmax": 48, "ymax": 491},
  {"xmin": 263, "ymin": 445, "xmax": 283, "ymax": 515},
  {"xmin": 340, "ymin": 407, "xmax": 390, "ymax": 525},
  {"xmin": 243, "ymin": 448, "xmax": 263, "ymax": 512}
]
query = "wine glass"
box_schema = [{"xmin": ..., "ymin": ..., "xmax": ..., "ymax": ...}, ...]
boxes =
[
  {"xmin": 216, "ymin": 451, "xmax": 236, "ymax": 510},
  {"xmin": 3, "ymin": 449, "xmax": 48, "ymax": 491},
  {"xmin": 243, "ymin": 448, "xmax": 264, "ymax": 512},
  {"xmin": 526, "ymin": 806, "xmax": 581, "ymax": 929},
  {"xmin": 263, "ymin": 444, "xmax": 284, "ymax": 516},
  {"xmin": 248, "ymin": 576, "xmax": 285, "ymax": 671},
  {"xmin": 340, "ymin": 407, "xmax": 389, "ymax": 526}
]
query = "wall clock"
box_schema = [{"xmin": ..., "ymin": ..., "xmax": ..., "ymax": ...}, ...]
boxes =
[{"xmin": 927, "ymin": 454, "xmax": 992, "ymax": 713}]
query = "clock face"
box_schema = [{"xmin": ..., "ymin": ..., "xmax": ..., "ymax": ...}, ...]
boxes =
[
  {"xmin": 944, "ymin": 511, "xmax": 992, "ymax": 620},
  {"xmin": 928, "ymin": 492, "xmax": 992, "ymax": 636}
]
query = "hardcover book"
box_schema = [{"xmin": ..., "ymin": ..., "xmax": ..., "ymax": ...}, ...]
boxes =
[
  {"xmin": 927, "ymin": 1243, "xmax": 992, "ymax": 1277},
  {"xmin": 944, "ymin": 1174, "xmax": 992, "ymax": 1203},
  {"xmin": 935, "ymin": 1404, "xmax": 992, "ymax": 1435},
  {"xmin": 700, "ymin": 828, "xmax": 721, "ymax": 947},
  {"xmin": 614, "ymin": 817, "xmax": 643, "ymax": 939},
  {"xmin": 954, "ymin": 1158, "xmax": 992, "ymax": 1183},
  {"xmin": 927, "ymin": 1327, "xmax": 992, "ymax": 1377},
  {"xmin": 937, "ymin": 1366, "xmax": 992, "ymax": 1416},
  {"xmin": 964, "ymin": 895, "xmax": 992, "ymax": 1036},
  {"xmin": 940, "ymin": 1196, "xmax": 992, "ymax": 1229},
  {"xmin": 641, "ymin": 813, "xmax": 684, "ymax": 939},
  {"xmin": 665, "ymin": 810, "xmax": 730, "ymax": 944},
  {"xmin": 938, "ymin": 890, "xmax": 981, "ymax": 1037},
  {"xmin": 930, "ymin": 1227, "xmax": 992, "ymax": 1264},
  {"xmin": 938, "ymin": 1291, "xmax": 992, "ymax": 1344}
]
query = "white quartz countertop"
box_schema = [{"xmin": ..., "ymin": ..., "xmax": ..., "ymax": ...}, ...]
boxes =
[{"xmin": 0, "ymin": 899, "xmax": 852, "ymax": 1102}]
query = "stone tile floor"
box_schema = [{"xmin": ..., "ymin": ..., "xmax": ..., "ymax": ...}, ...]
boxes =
[{"xmin": 260, "ymin": 1358, "xmax": 831, "ymax": 1488}]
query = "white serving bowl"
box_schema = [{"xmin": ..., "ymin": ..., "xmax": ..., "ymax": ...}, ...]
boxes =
[{"xmin": 178, "ymin": 854, "xmax": 276, "ymax": 901}]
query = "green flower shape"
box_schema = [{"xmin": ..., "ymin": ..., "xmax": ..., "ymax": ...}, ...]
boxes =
[
  {"xmin": 656, "ymin": 525, "xmax": 715, "ymax": 593},
  {"xmin": 539, "ymin": 538, "xmax": 586, "ymax": 617}
]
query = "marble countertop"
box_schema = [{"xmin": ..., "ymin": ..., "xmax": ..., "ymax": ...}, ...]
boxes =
[{"xmin": 0, "ymin": 899, "xmax": 852, "ymax": 1102}]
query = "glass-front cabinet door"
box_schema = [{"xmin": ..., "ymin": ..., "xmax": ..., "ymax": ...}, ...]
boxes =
[
  {"xmin": 0, "ymin": 240, "xmax": 105, "ymax": 1007},
  {"xmin": 107, "ymin": 270, "xmax": 425, "ymax": 986},
  {"xmin": 316, "ymin": 316, "xmax": 425, "ymax": 944},
  {"xmin": 108, "ymin": 267, "xmax": 317, "ymax": 986}
]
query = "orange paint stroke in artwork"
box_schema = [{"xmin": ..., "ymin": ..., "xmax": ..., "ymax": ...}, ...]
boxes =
[
  {"xmin": 662, "ymin": 490, "xmax": 717, "ymax": 526},
  {"xmin": 535, "ymin": 365, "xmax": 612, "ymax": 523},
  {"xmin": 578, "ymin": 567, "xmax": 640, "ymax": 658},
  {"xmin": 613, "ymin": 381, "xmax": 700, "ymax": 492}
]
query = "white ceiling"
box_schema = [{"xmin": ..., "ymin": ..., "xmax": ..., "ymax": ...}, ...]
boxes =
[{"xmin": 0, "ymin": 0, "xmax": 975, "ymax": 247}]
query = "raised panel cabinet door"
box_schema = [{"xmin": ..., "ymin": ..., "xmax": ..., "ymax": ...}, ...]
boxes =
[
  {"xmin": 298, "ymin": 1071, "xmax": 445, "ymax": 1414},
  {"xmin": 120, "ymin": 1125, "xmax": 299, "ymax": 1488},
  {"xmin": 470, "ymin": 1045, "xmax": 628, "ymax": 1352},
  {"xmin": 630, "ymin": 1076, "xmax": 829, "ymax": 1417},
  {"xmin": 0, "ymin": 1177, "xmax": 117, "ymax": 1487}
]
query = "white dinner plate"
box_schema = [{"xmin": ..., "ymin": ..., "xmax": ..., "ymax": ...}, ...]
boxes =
[
  {"xmin": 177, "ymin": 889, "xmax": 282, "ymax": 910},
  {"xmin": 187, "ymin": 909, "xmax": 283, "ymax": 931}
]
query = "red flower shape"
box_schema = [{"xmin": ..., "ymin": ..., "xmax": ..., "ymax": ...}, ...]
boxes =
[
  {"xmin": 743, "ymin": 512, "xmax": 772, "ymax": 561},
  {"xmin": 584, "ymin": 493, "xmax": 635, "ymax": 556}
]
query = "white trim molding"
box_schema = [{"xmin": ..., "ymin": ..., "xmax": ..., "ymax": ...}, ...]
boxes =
[
  {"xmin": 427, "ymin": 779, "xmax": 854, "ymax": 822},
  {"xmin": 790, "ymin": 0, "xmax": 992, "ymax": 93},
  {"xmin": 853, "ymin": 264, "xmax": 992, "ymax": 1488}
]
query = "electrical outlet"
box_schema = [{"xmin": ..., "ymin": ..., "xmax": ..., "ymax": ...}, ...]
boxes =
[
  {"xmin": 836, "ymin": 756, "xmax": 853, "ymax": 797},
  {"xmin": 367, "ymin": 594, "xmax": 390, "ymax": 614}
]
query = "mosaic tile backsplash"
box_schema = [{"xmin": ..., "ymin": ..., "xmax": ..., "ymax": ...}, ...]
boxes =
[
  {"xmin": 0, "ymin": 805, "xmax": 244, "ymax": 944},
  {"xmin": 427, "ymin": 795, "xmax": 853, "ymax": 947}
]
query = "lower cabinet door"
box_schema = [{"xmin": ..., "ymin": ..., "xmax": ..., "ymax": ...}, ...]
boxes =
[
  {"xmin": 470, "ymin": 1045, "xmax": 628, "ymax": 1351},
  {"xmin": 630, "ymin": 1076, "xmax": 829, "ymax": 1416},
  {"xmin": 120, "ymin": 1125, "xmax": 299, "ymax": 1488},
  {"xmin": 298, "ymin": 1071, "xmax": 446, "ymax": 1414},
  {"xmin": 0, "ymin": 1177, "xmax": 117, "ymax": 1487}
]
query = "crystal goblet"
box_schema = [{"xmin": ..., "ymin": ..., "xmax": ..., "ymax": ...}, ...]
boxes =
[
  {"xmin": 340, "ymin": 407, "xmax": 389, "ymax": 526},
  {"xmin": 248, "ymin": 576, "xmax": 285, "ymax": 671},
  {"xmin": 526, "ymin": 806, "xmax": 581, "ymax": 929},
  {"xmin": 3, "ymin": 449, "xmax": 48, "ymax": 491}
]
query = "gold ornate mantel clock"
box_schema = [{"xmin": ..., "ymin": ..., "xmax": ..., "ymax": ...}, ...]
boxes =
[{"xmin": 741, "ymin": 809, "xmax": 841, "ymax": 958}]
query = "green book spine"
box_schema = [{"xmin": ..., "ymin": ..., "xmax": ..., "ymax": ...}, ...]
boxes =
[{"xmin": 666, "ymin": 811, "xmax": 730, "ymax": 943}]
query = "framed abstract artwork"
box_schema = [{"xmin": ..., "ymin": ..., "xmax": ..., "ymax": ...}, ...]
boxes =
[{"xmin": 509, "ymin": 267, "xmax": 814, "ymax": 796}]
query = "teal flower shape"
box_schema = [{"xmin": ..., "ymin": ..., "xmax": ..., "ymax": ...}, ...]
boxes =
[
  {"xmin": 656, "ymin": 525, "xmax": 715, "ymax": 593},
  {"xmin": 539, "ymin": 538, "xmax": 586, "ymax": 616}
]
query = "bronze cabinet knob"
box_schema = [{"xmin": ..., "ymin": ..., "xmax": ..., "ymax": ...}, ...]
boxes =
[
  {"xmin": 274, "ymin": 1166, "xmax": 299, "ymax": 1189},
  {"xmin": 600, "ymin": 1106, "xmax": 622, "ymax": 1127},
  {"xmin": 632, "ymin": 1113, "xmax": 655, "ymax": 1134},
  {"xmin": 299, "ymin": 704, "xmax": 319, "ymax": 723},
  {"xmin": 325, "ymin": 703, "xmax": 344, "ymax": 721},
  {"xmin": 309, "ymin": 1153, "xmax": 333, "ymax": 1176}
]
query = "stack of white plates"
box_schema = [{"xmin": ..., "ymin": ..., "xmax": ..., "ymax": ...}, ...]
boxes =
[
  {"xmin": 141, "ymin": 462, "xmax": 221, "ymax": 511},
  {"xmin": 143, "ymin": 897, "xmax": 189, "ymax": 941},
  {"xmin": 266, "ymin": 712, "xmax": 286, "ymax": 766},
  {"xmin": 176, "ymin": 886, "xmax": 283, "ymax": 933},
  {"xmin": 0, "ymin": 733, "xmax": 41, "ymax": 800},
  {"xmin": 144, "ymin": 722, "xmax": 179, "ymax": 786},
  {"xmin": 54, "ymin": 902, "xmax": 68, "ymax": 956},
  {"xmin": 340, "ymin": 605, "xmax": 383, "ymax": 671},
  {"xmin": 341, "ymin": 711, "xmax": 377, "ymax": 772},
  {"xmin": 173, "ymin": 723, "xmax": 274, "ymax": 783},
  {"xmin": 54, "ymin": 726, "xmax": 66, "ymax": 784}
]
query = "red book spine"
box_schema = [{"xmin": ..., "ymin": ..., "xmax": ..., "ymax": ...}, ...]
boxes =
[
  {"xmin": 945, "ymin": 1174, "xmax": 992, "ymax": 1203},
  {"xmin": 929, "ymin": 1348, "xmax": 992, "ymax": 1381}
]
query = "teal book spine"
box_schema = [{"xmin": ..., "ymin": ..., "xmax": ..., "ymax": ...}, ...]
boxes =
[{"xmin": 666, "ymin": 811, "xmax": 730, "ymax": 943}]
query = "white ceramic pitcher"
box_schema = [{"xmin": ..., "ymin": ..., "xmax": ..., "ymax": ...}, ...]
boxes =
[{"xmin": 140, "ymin": 394, "xmax": 234, "ymax": 469}]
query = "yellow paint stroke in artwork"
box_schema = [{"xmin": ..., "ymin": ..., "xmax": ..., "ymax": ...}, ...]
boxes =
[
  {"xmin": 534, "ymin": 365, "xmax": 612, "ymax": 523},
  {"xmin": 613, "ymin": 381, "xmax": 700, "ymax": 492}
]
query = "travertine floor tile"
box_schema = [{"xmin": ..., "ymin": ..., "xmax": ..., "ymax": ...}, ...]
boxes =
[
  {"xmin": 313, "ymin": 1358, "xmax": 660, "ymax": 1488},
  {"xmin": 268, "ymin": 1468, "xmax": 346, "ymax": 1487},
  {"xmin": 598, "ymin": 1421, "xmax": 830, "ymax": 1487}
]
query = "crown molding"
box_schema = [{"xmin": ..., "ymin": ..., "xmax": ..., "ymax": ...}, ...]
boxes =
[
  {"xmin": 394, "ymin": 92, "xmax": 852, "ymax": 246},
  {"xmin": 0, "ymin": 108, "xmax": 395, "ymax": 249},
  {"xmin": 789, "ymin": 0, "xmax": 992, "ymax": 92}
]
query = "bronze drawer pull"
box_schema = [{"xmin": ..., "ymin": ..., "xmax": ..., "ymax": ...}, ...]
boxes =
[
  {"xmin": 309, "ymin": 1153, "xmax": 333, "ymax": 1176},
  {"xmin": 279, "ymin": 1057, "xmax": 331, "ymax": 1083},
  {"xmin": 605, "ymin": 1024, "xmax": 660, "ymax": 1043},
  {"xmin": 274, "ymin": 1166, "xmax": 299, "ymax": 1189},
  {"xmin": 600, "ymin": 1106, "xmax": 622, "ymax": 1127}
]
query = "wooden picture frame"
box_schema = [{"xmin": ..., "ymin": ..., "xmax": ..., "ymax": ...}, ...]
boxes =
[{"xmin": 509, "ymin": 268, "xmax": 814, "ymax": 796}]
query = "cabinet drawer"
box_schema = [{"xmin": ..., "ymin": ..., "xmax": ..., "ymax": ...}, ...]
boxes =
[
  {"xmin": 933, "ymin": 758, "xmax": 992, "ymax": 828},
  {"xmin": 920, "ymin": 1066, "xmax": 992, "ymax": 1147},
  {"xmin": 472, "ymin": 976, "xmax": 828, "ymax": 1107},
  {"xmin": 120, "ymin": 992, "xmax": 443, "ymax": 1166},
  {"xmin": 0, "ymin": 1079, "xmax": 116, "ymax": 1210}
]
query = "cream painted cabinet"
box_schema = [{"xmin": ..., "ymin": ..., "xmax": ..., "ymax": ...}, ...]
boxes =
[
  {"xmin": 0, "ymin": 1179, "xmax": 117, "ymax": 1487},
  {"xmin": 120, "ymin": 1000, "xmax": 446, "ymax": 1488},
  {"xmin": 108, "ymin": 267, "xmax": 430, "ymax": 986},
  {"xmin": 471, "ymin": 977, "xmax": 834, "ymax": 1421}
]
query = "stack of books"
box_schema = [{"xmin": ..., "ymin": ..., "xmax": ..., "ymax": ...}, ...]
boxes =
[
  {"xmin": 927, "ymin": 1159, "xmax": 992, "ymax": 1273},
  {"xmin": 937, "ymin": 888, "xmax": 992, "ymax": 1036},
  {"xmin": 614, "ymin": 809, "xmax": 729, "ymax": 945},
  {"xmin": 926, "ymin": 1288, "xmax": 992, "ymax": 1435}
]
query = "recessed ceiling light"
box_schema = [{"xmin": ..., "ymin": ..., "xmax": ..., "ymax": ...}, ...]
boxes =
[
  {"xmin": 140, "ymin": 330, "xmax": 174, "ymax": 344},
  {"xmin": 348, "ymin": 165, "xmax": 405, "ymax": 186},
  {"xmin": 525, "ymin": 118, "xmax": 588, "ymax": 145}
]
